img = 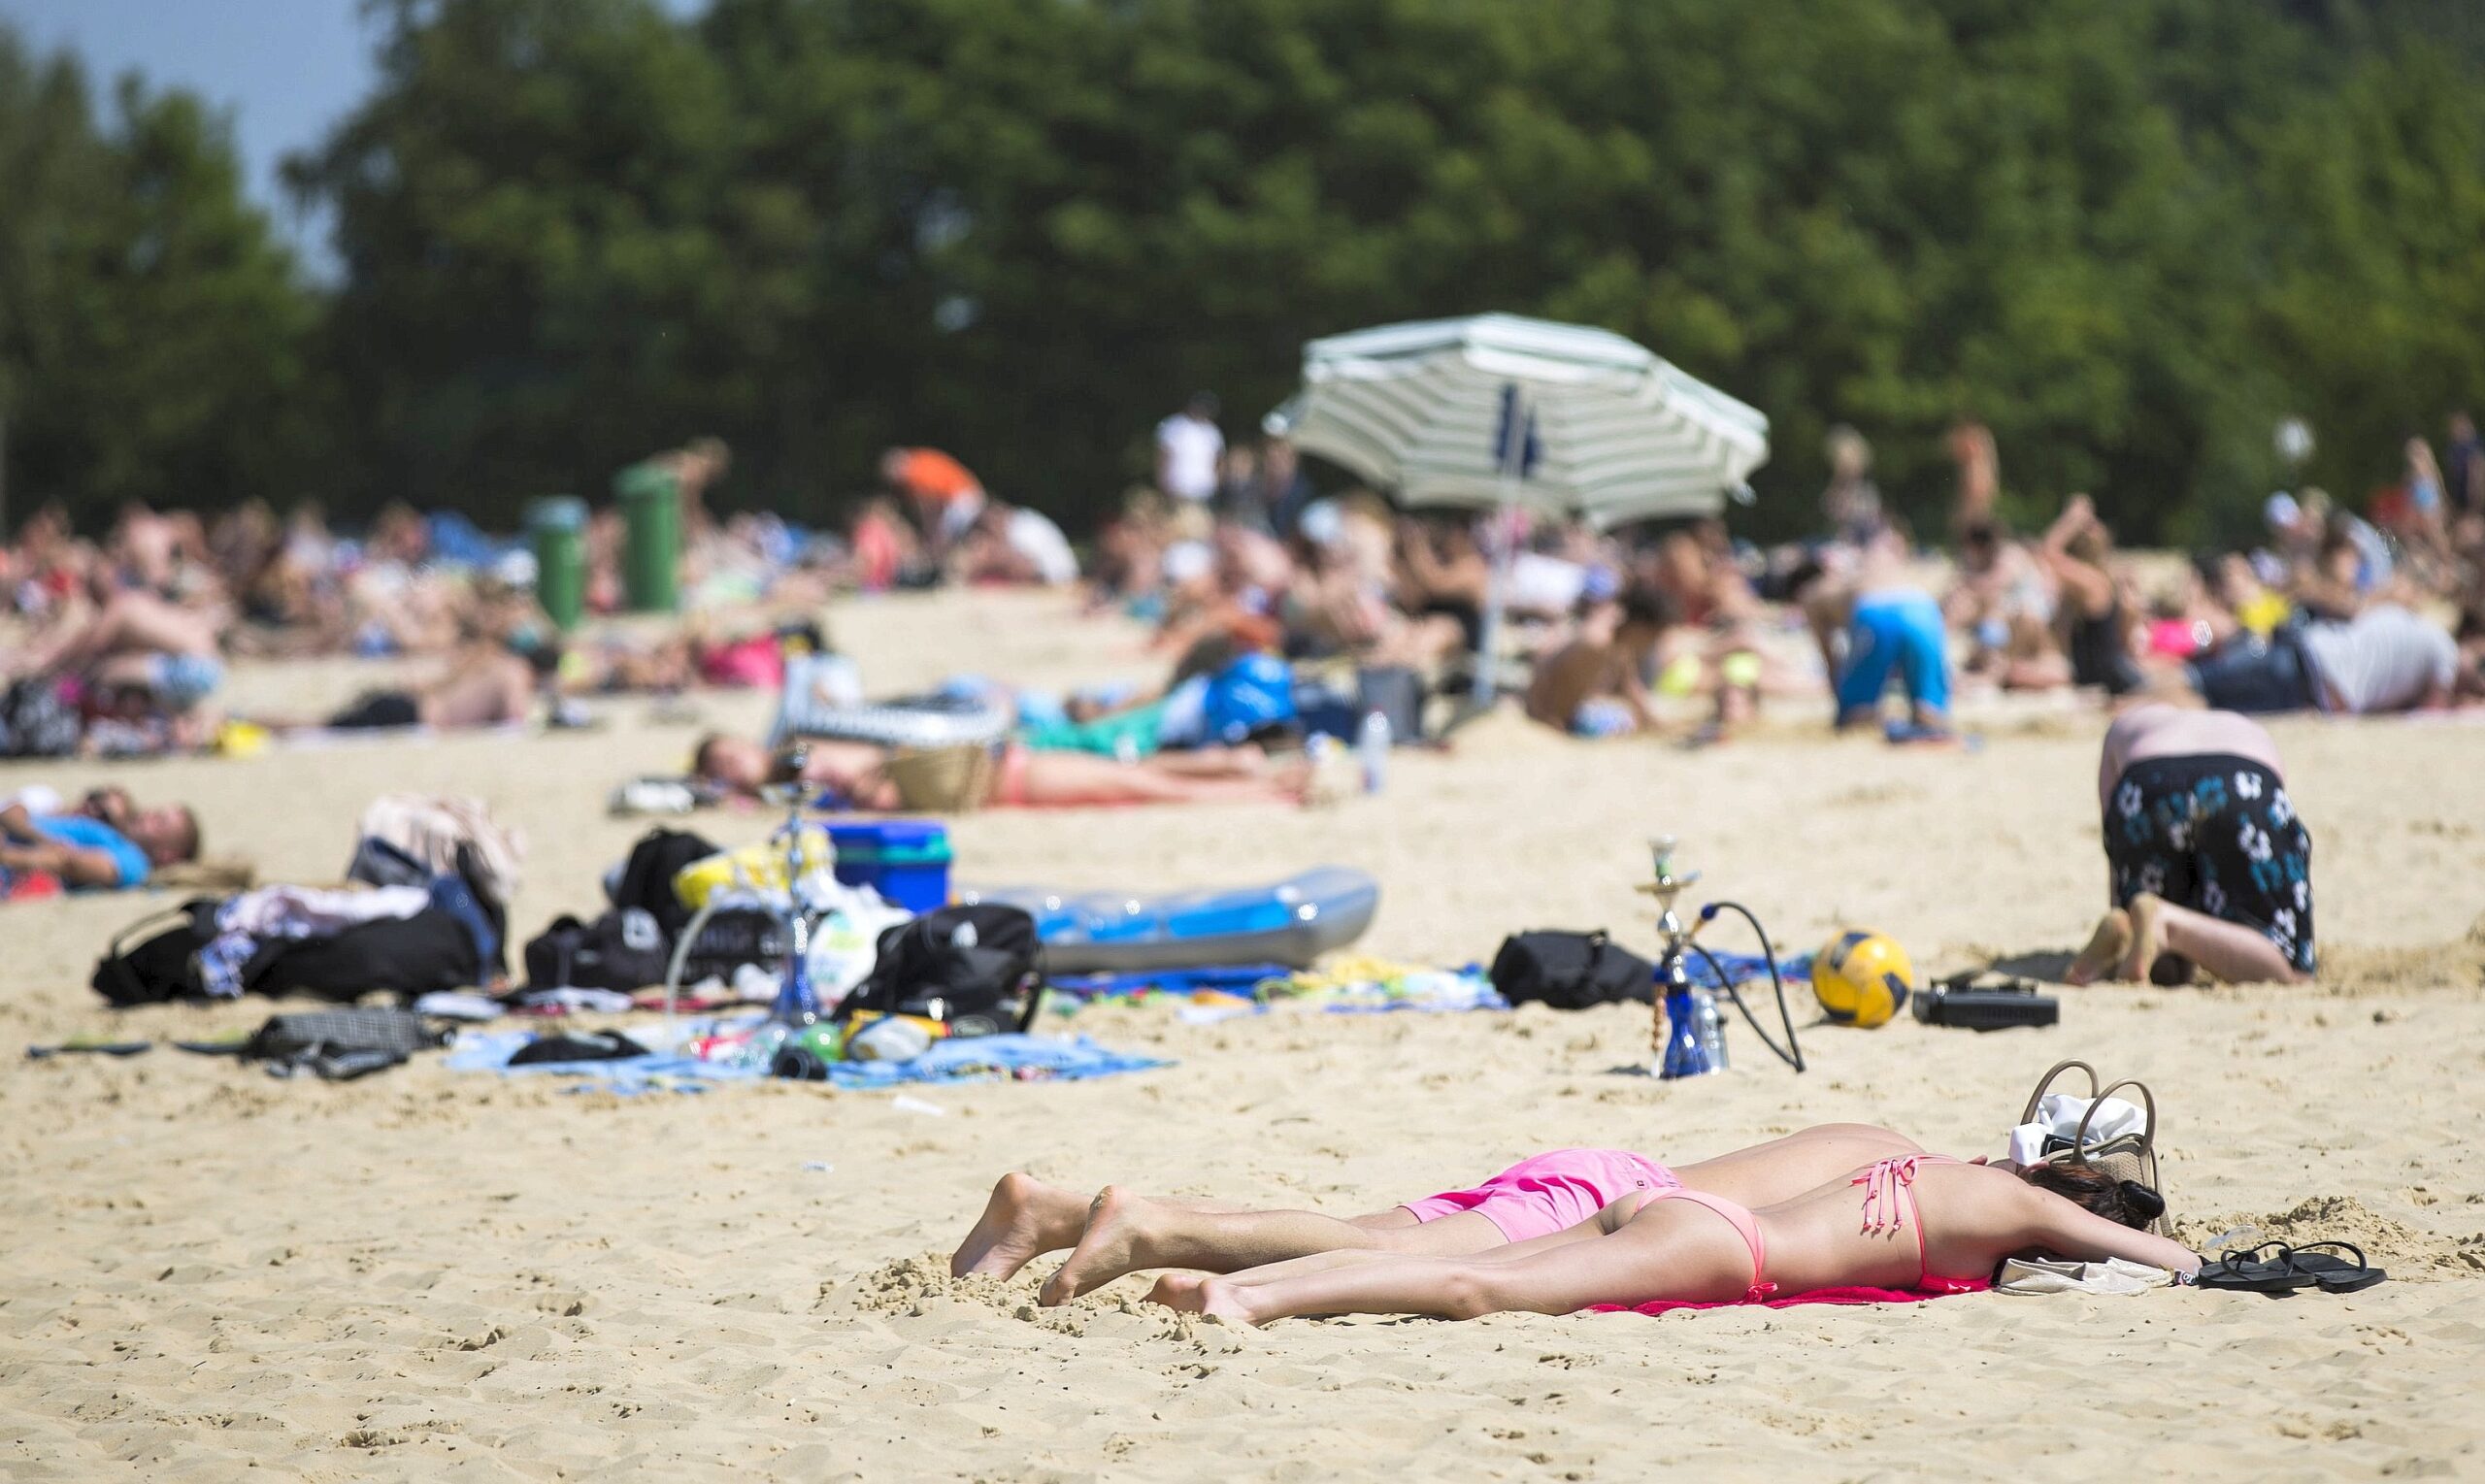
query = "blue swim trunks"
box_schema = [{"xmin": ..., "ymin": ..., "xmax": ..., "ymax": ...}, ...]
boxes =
[
  {"xmin": 147, "ymin": 651, "xmax": 224, "ymax": 709},
  {"xmin": 1835, "ymin": 591, "xmax": 1950, "ymax": 722}
]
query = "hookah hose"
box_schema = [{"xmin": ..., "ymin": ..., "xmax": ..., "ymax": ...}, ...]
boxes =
[{"xmin": 1694, "ymin": 901, "xmax": 1806, "ymax": 1073}]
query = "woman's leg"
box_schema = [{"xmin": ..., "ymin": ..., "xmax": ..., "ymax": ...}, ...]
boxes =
[
  {"xmin": 1173, "ymin": 1208, "xmax": 1746, "ymax": 1326},
  {"xmin": 1039, "ymin": 1187, "xmax": 1503, "ymax": 1304},
  {"xmin": 952, "ymin": 1174, "xmax": 1274, "ymax": 1279},
  {"xmin": 1015, "ymin": 751, "xmax": 1304, "ymax": 808},
  {"xmin": 2125, "ymin": 893, "xmax": 2305, "ymax": 984}
]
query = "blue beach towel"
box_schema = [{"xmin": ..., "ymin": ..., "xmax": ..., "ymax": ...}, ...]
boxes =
[{"xmin": 447, "ymin": 1028, "xmax": 1166, "ymax": 1096}]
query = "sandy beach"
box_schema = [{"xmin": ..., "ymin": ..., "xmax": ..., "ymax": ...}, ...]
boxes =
[{"xmin": 5, "ymin": 587, "xmax": 2483, "ymax": 1481}]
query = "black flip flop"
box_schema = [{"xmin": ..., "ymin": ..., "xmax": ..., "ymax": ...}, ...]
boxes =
[
  {"xmin": 2285, "ymin": 1240, "xmax": 2387, "ymax": 1294},
  {"xmin": 2194, "ymin": 1240, "xmax": 2318, "ymax": 1296}
]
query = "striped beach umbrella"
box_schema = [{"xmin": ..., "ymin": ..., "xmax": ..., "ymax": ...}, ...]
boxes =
[{"xmin": 1277, "ymin": 313, "xmax": 1770, "ymax": 526}]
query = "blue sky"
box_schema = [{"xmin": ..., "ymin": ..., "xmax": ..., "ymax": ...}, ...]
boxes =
[{"xmin": 0, "ymin": 0, "xmax": 699, "ymax": 275}]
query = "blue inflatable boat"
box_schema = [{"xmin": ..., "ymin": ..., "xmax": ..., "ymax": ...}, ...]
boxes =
[{"xmin": 961, "ymin": 867, "xmax": 1379, "ymax": 973}]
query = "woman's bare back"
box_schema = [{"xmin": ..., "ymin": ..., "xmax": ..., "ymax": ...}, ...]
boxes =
[{"xmin": 1673, "ymin": 1122, "xmax": 1925, "ymax": 1209}]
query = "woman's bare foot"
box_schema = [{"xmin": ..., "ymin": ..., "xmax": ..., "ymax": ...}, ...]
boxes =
[
  {"xmin": 2066, "ymin": 907, "xmax": 2133, "ymax": 985},
  {"xmin": 2121, "ymin": 893, "xmax": 2168, "ymax": 982},
  {"xmin": 1147, "ymin": 1271, "xmax": 1210, "ymax": 1308},
  {"xmin": 950, "ymin": 1172, "xmax": 1086, "ymax": 1279},
  {"xmin": 1039, "ymin": 1186, "xmax": 1163, "ymax": 1305},
  {"xmin": 1191, "ymin": 1276, "xmax": 1260, "ymax": 1326}
]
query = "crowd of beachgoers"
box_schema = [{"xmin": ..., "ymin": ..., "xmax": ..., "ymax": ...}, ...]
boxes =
[{"xmin": 4, "ymin": 398, "xmax": 2481, "ymax": 888}]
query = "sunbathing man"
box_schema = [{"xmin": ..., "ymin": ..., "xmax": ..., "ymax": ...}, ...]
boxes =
[
  {"xmin": 693, "ymin": 733, "xmax": 1309, "ymax": 810},
  {"xmin": 2, "ymin": 586, "xmax": 229, "ymax": 715},
  {"xmin": 1, "ymin": 790, "xmax": 200, "ymax": 891},
  {"xmin": 1159, "ymin": 1148, "xmax": 2196, "ymax": 1325},
  {"xmin": 952, "ymin": 1123, "xmax": 1953, "ymax": 1305},
  {"xmin": 2068, "ymin": 703, "xmax": 2311, "ymax": 985},
  {"xmin": 312, "ymin": 643, "xmax": 541, "ymax": 732}
]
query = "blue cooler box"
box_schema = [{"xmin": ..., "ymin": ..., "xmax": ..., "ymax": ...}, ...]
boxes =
[{"xmin": 827, "ymin": 821, "xmax": 952, "ymax": 911}]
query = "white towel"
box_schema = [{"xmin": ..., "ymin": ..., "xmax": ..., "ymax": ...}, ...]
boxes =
[
  {"xmin": 2002, "ymin": 1094, "xmax": 2147, "ymax": 1165},
  {"xmin": 1995, "ymin": 1256, "xmax": 2171, "ymax": 1297}
]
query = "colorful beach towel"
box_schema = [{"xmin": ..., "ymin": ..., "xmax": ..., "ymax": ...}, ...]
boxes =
[
  {"xmin": 447, "ymin": 1027, "xmax": 1166, "ymax": 1096},
  {"xmin": 1593, "ymin": 1278, "xmax": 1987, "ymax": 1317}
]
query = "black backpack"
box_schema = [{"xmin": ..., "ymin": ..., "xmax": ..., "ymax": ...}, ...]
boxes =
[
  {"xmin": 836, "ymin": 904, "xmax": 1044, "ymax": 1035},
  {"xmin": 90, "ymin": 900, "xmax": 482, "ymax": 1006},
  {"xmin": 610, "ymin": 827, "xmax": 720, "ymax": 940},
  {"xmin": 1488, "ymin": 930, "xmax": 1655, "ymax": 1010},
  {"xmin": 522, "ymin": 908, "xmax": 674, "ymax": 993}
]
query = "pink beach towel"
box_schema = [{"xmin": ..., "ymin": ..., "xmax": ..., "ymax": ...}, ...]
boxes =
[{"xmin": 1593, "ymin": 1278, "xmax": 1988, "ymax": 1317}]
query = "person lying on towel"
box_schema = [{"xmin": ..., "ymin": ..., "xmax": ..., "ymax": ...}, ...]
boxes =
[
  {"xmin": 1, "ymin": 788, "xmax": 200, "ymax": 891},
  {"xmin": 692, "ymin": 734, "xmax": 1309, "ymax": 811},
  {"xmin": 951, "ymin": 1121, "xmax": 2197, "ymax": 1324}
]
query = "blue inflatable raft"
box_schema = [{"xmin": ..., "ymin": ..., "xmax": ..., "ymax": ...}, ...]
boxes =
[{"xmin": 961, "ymin": 867, "xmax": 1379, "ymax": 973}]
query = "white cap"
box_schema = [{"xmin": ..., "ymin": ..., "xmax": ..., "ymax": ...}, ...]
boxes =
[{"xmin": 2263, "ymin": 492, "xmax": 2300, "ymax": 529}]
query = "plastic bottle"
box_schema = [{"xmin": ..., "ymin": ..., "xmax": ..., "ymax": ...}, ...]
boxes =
[{"xmin": 1356, "ymin": 709, "xmax": 1391, "ymax": 795}]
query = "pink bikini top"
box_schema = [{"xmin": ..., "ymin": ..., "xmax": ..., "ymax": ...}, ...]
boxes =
[{"xmin": 1852, "ymin": 1154, "xmax": 1983, "ymax": 1290}]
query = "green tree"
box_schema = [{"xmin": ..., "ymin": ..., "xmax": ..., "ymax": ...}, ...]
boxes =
[{"xmin": 0, "ymin": 27, "xmax": 325, "ymax": 530}]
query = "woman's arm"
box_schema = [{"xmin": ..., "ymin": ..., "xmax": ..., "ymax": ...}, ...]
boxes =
[{"xmin": 2024, "ymin": 1188, "xmax": 2201, "ymax": 1274}]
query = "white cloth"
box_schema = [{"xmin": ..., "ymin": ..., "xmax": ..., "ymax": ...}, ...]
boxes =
[
  {"xmin": 199, "ymin": 885, "xmax": 433, "ymax": 999},
  {"xmin": 2005, "ymin": 1094, "xmax": 2146, "ymax": 1165},
  {"xmin": 1995, "ymin": 1256, "xmax": 2171, "ymax": 1297},
  {"xmin": 217, "ymin": 884, "xmax": 431, "ymax": 940},
  {"xmin": 2298, "ymin": 605, "xmax": 2457, "ymax": 713},
  {"xmin": 1006, "ymin": 509, "xmax": 1079, "ymax": 585},
  {"xmin": 1156, "ymin": 413, "xmax": 1225, "ymax": 502}
]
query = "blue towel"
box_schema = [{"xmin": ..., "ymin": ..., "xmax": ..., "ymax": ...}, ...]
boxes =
[
  {"xmin": 447, "ymin": 1028, "xmax": 1167, "ymax": 1096},
  {"xmin": 1682, "ymin": 950, "xmax": 1812, "ymax": 991},
  {"xmin": 1045, "ymin": 965, "xmax": 1288, "ymax": 1001}
]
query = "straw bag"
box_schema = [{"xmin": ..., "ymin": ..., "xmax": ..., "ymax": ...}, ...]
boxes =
[
  {"xmin": 885, "ymin": 743, "xmax": 994, "ymax": 814},
  {"xmin": 2019, "ymin": 1059, "xmax": 2172, "ymax": 1237}
]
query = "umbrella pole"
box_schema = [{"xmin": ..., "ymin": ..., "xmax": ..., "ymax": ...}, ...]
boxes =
[{"xmin": 1470, "ymin": 495, "xmax": 1515, "ymax": 709}]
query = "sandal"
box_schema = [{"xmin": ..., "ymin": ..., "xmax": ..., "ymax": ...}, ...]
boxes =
[
  {"xmin": 2285, "ymin": 1240, "xmax": 2387, "ymax": 1294},
  {"xmin": 2194, "ymin": 1240, "xmax": 2318, "ymax": 1296}
]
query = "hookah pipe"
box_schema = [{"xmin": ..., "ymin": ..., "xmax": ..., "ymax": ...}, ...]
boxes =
[{"xmin": 1640, "ymin": 838, "xmax": 1806, "ymax": 1077}]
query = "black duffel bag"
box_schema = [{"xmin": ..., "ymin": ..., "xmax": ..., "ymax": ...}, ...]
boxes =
[
  {"xmin": 1488, "ymin": 930, "xmax": 1654, "ymax": 1009},
  {"xmin": 836, "ymin": 904, "xmax": 1044, "ymax": 1036}
]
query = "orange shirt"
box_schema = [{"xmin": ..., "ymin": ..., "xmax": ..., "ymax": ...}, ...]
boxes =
[{"xmin": 891, "ymin": 448, "xmax": 982, "ymax": 504}]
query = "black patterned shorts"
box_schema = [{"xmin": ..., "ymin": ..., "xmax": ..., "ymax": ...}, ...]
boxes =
[{"xmin": 2104, "ymin": 753, "xmax": 2314, "ymax": 973}]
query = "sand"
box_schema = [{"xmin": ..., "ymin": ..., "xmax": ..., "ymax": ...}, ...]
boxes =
[{"xmin": 4, "ymin": 587, "xmax": 2483, "ymax": 1481}]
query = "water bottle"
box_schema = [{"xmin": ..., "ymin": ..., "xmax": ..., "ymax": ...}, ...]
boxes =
[
  {"xmin": 771, "ymin": 911, "xmax": 821, "ymax": 1029},
  {"xmin": 1697, "ymin": 990, "xmax": 1731, "ymax": 1072},
  {"xmin": 1658, "ymin": 984, "xmax": 1723, "ymax": 1079},
  {"xmin": 1356, "ymin": 709, "xmax": 1391, "ymax": 795}
]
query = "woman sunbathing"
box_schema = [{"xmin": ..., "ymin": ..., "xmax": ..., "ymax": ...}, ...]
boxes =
[
  {"xmin": 955, "ymin": 1124, "xmax": 1966, "ymax": 1304},
  {"xmin": 694, "ymin": 734, "xmax": 1309, "ymax": 810},
  {"xmin": 1157, "ymin": 1156, "xmax": 2195, "ymax": 1326}
]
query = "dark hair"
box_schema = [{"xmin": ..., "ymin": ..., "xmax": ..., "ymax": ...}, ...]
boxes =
[
  {"xmin": 1619, "ymin": 584, "xmax": 1680, "ymax": 632},
  {"xmin": 2022, "ymin": 1162, "xmax": 2161, "ymax": 1230},
  {"xmin": 691, "ymin": 733, "xmax": 732, "ymax": 778},
  {"xmin": 172, "ymin": 805, "xmax": 203, "ymax": 865}
]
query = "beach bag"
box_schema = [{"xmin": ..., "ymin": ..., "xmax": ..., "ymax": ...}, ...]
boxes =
[
  {"xmin": 350, "ymin": 795, "xmax": 526, "ymax": 916},
  {"xmin": 2019, "ymin": 1060, "xmax": 2172, "ymax": 1238},
  {"xmin": 248, "ymin": 909, "xmax": 484, "ymax": 1003},
  {"xmin": 242, "ymin": 1006, "xmax": 447, "ymax": 1080},
  {"xmin": 837, "ymin": 904, "xmax": 1042, "ymax": 1035},
  {"xmin": 611, "ymin": 827, "xmax": 720, "ymax": 940},
  {"xmin": 90, "ymin": 901, "xmax": 222, "ymax": 1006},
  {"xmin": 1489, "ymin": 931, "xmax": 1654, "ymax": 1009},
  {"xmin": 523, "ymin": 908, "xmax": 672, "ymax": 993},
  {"xmin": 675, "ymin": 905, "xmax": 791, "ymax": 986},
  {"xmin": 0, "ymin": 678, "xmax": 82, "ymax": 758}
]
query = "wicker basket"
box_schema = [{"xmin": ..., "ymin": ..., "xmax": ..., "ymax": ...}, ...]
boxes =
[{"xmin": 884, "ymin": 743, "xmax": 994, "ymax": 814}]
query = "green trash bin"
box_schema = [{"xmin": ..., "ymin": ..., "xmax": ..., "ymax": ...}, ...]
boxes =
[
  {"xmin": 614, "ymin": 461, "xmax": 679, "ymax": 613},
  {"xmin": 527, "ymin": 495, "xmax": 587, "ymax": 631}
]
